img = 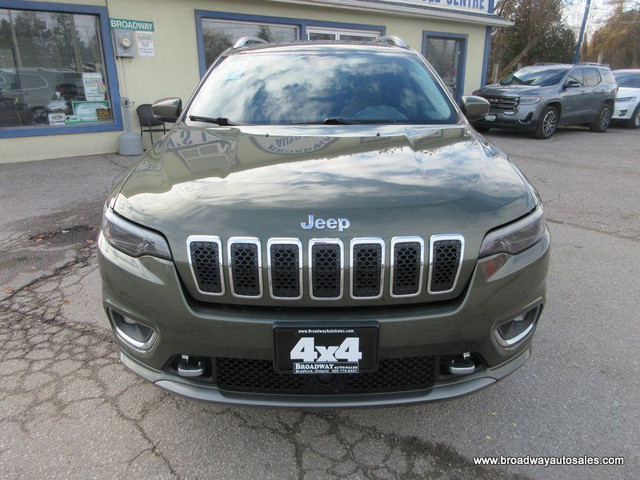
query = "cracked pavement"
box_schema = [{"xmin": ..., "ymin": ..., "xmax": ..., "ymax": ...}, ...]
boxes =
[{"xmin": 1, "ymin": 129, "xmax": 639, "ymax": 479}]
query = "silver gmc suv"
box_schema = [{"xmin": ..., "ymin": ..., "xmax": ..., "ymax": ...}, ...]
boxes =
[{"xmin": 472, "ymin": 63, "xmax": 617, "ymax": 139}]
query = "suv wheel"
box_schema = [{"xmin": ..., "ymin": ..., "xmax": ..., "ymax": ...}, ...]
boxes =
[
  {"xmin": 534, "ymin": 106, "xmax": 558, "ymax": 139},
  {"xmin": 626, "ymin": 105, "xmax": 640, "ymax": 129},
  {"xmin": 591, "ymin": 104, "xmax": 612, "ymax": 132}
]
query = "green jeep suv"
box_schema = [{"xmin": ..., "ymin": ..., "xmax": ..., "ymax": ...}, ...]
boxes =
[{"xmin": 99, "ymin": 36, "xmax": 550, "ymax": 407}]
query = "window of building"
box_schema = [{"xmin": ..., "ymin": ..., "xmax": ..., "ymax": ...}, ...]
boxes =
[
  {"xmin": 197, "ymin": 12, "xmax": 385, "ymax": 75},
  {"xmin": 423, "ymin": 33, "xmax": 467, "ymax": 101},
  {"xmin": 0, "ymin": 6, "xmax": 116, "ymax": 131},
  {"xmin": 201, "ymin": 19, "xmax": 299, "ymax": 67},
  {"xmin": 306, "ymin": 28, "xmax": 380, "ymax": 41}
]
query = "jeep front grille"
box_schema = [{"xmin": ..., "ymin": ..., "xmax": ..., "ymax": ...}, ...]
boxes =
[
  {"xmin": 187, "ymin": 236, "xmax": 224, "ymax": 295},
  {"xmin": 186, "ymin": 235, "xmax": 464, "ymax": 301},
  {"xmin": 228, "ymin": 237, "xmax": 262, "ymax": 298},
  {"xmin": 309, "ymin": 239, "xmax": 344, "ymax": 300},
  {"xmin": 428, "ymin": 235, "xmax": 464, "ymax": 294},
  {"xmin": 267, "ymin": 239, "xmax": 302, "ymax": 300},
  {"xmin": 390, "ymin": 237, "xmax": 424, "ymax": 297},
  {"xmin": 350, "ymin": 238, "xmax": 384, "ymax": 299}
]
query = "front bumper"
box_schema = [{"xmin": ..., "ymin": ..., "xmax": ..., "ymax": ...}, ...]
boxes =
[
  {"xmin": 473, "ymin": 103, "xmax": 542, "ymax": 131},
  {"xmin": 98, "ymin": 231, "xmax": 550, "ymax": 407},
  {"xmin": 612, "ymin": 102, "xmax": 637, "ymax": 120}
]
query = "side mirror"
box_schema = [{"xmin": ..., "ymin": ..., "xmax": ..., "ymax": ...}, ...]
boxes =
[
  {"xmin": 152, "ymin": 97, "xmax": 182, "ymax": 122},
  {"xmin": 564, "ymin": 79, "xmax": 581, "ymax": 89},
  {"xmin": 460, "ymin": 95, "xmax": 490, "ymax": 121}
]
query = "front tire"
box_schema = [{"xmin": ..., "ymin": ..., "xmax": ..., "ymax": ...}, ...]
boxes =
[
  {"xmin": 625, "ymin": 105, "xmax": 640, "ymax": 129},
  {"xmin": 534, "ymin": 106, "xmax": 558, "ymax": 139},
  {"xmin": 590, "ymin": 104, "xmax": 612, "ymax": 132}
]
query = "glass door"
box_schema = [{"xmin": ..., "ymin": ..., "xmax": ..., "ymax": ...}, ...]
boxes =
[{"xmin": 424, "ymin": 35, "xmax": 466, "ymax": 101}]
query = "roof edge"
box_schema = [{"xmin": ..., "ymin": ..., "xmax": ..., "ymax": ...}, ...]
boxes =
[{"xmin": 265, "ymin": 0, "xmax": 514, "ymax": 27}]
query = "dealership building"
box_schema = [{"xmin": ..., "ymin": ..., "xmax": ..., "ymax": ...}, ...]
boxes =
[{"xmin": 0, "ymin": 0, "xmax": 509, "ymax": 163}]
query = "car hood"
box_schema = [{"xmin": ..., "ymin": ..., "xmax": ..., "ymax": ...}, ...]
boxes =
[
  {"xmin": 113, "ymin": 124, "xmax": 537, "ymax": 305},
  {"xmin": 616, "ymin": 86, "xmax": 640, "ymax": 98},
  {"xmin": 477, "ymin": 84, "xmax": 552, "ymax": 97}
]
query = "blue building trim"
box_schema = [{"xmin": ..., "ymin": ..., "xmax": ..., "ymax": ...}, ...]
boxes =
[
  {"xmin": 422, "ymin": 30, "xmax": 468, "ymax": 102},
  {"xmin": 481, "ymin": 26, "xmax": 492, "ymax": 87},
  {"xmin": 488, "ymin": 0, "xmax": 495, "ymax": 14},
  {"xmin": 0, "ymin": 0, "xmax": 123, "ymax": 139},
  {"xmin": 195, "ymin": 10, "xmax": 386, "ymax": 77}
]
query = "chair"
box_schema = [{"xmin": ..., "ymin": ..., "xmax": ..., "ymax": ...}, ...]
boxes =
[{"xmin": 136, "ymin": 104, "xmax": 166, "ymax": 146}]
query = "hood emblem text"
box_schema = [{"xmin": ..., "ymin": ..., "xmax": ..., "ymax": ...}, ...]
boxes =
[{"xmin": 301, "ymin": 214, "xmax": 350, "ymax": 232}]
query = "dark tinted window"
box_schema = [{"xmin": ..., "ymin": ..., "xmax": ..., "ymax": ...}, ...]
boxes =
[
  {"xmin": 500, "ymin": 66, "xmax": 570, "ymax": 86},
  {"xmin": 613, "ymin": 71, "xmax": 640, "ymax": 88},
  {"xmin": 567, "ymin": 70, "xmax": 583, "ymax": 85},
  {"xmin": 188, "ymin": 51, "xmax": 458, "ymax": 125},
  {"xmin": 583, "ymin": 68, "xmax": 601, "ymax": 87}
]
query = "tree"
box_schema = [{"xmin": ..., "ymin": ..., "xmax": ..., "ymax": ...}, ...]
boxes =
[
  {"xmin": 255, "ymin": 25, "xmax": 273, "ymax": 42},
  {"xmin": 203, "ymin": 30, "xmax": 232, "ymax": 67},
  {"xmin": 489, "ymin": 0, "xmax": 577, "ymax": 81},
  {"xmin": 583, "ymin": 1, "xmax": 640, "ymax": 68}
]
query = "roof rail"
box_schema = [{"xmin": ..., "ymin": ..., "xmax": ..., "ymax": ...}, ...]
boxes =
[
  {"xmin": 575, "ymin": 62, "xmax": 604, "ymax": 66},
  {"xmin": 233, "ymin": 36, "xmax": 268, "ymax": 49},
  {"xmin": 534, "ymin": 62, "xmax": 564, "ymax": 66},
  {"xmin": 370, "ymin": 35, "xmax": 407, "ymax": 48}
]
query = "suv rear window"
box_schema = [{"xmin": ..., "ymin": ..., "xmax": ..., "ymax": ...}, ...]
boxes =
[{"xmin": 188, "ymin": 50, "xmax": 458, "ymax": 125}]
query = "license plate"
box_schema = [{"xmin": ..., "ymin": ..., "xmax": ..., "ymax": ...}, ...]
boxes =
[
  {"xmin": 484, "ymin": 114, "xmax": 497, "ymax": 122},
  {"xmin": 274, "ymin": 326, "xmax": 378, "ymax": 374}
]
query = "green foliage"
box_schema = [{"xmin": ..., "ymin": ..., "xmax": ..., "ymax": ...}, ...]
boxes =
[
  {"xmin": 583, "ymin": 5, "xmax": 640, "ymax": 68},
  {"xmin": 256, "ymin": 25, "xmax": 273, "ymax": 42},
  {"xmin": 203, "ymin": 30, "xmax": 232, "ymax": 67},
  {"xmin": 0, "ymin": 10, "xmax": 103, "ymax": 71},
  {"xmin": 490, "ymin": 0, "xmax": 577, "ymax": 79}
]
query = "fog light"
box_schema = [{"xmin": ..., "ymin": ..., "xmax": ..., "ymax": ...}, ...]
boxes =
[
  {"xmin": 494, "ymin": 306, "xmax": 540, "ymax": 347},
  {"xmin": 108, "ymin": 309, "xmax": 157, "ymax": 350}
]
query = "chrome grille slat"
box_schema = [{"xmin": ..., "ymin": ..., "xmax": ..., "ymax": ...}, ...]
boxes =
[
  {"xmin": 267, "ymin": 238, "xmax": 303, "ymax": 300},
  {"xmin": 350, "ymin": 238, "xmax": 384, "ymax": 299},
  {"xmin": 228, "ymin": 237, "xmax": 262, "ymax": 298},
  {"xmin": 486, "ymin": 96, "xmax": 519, "ymax": 112},
  {"xmin": 390, "ymin": 236, "xmax": 424, "ymax": 298},
  {"xmin": 309, "ymin": 239, "xmax": 344, "ymax": 300},
  {"xmin": 188, "ymin": 234, "xmax": 464, "ymax": 301},
  {"xmin": 187, "ymin": 235, "xmax": 224, "ymax": 296},
  {"xmin": 428, "ymin": 234, "xmax": 464, "ymax": 294}
]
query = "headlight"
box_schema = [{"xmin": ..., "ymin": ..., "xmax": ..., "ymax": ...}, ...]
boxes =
[
  {"xmin": 479, "ymin": 207, "xmax": 546, "ymax": 258},
  {"xmin": 518, "ymin": 96, "xmax": 540, "ymax": 105},
  {"xmin": 101, "ymin": 208, "xmax": 172, "ymax": 260},
  {"xmin": 616, "ymin": 96, "xmax": 636, "ymax": 103}
]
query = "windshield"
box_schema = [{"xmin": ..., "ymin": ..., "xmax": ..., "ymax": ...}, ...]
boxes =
[
  {"xmin": 187, "ymin": 50, "xmax": 458, "ymax": 125},
  {"xmin": 613, "ymin": 71, "xmax": 640, "ymax": 88},
  {"xmin": 499, "ymin": 66, "xmax": 569, "ymax": 86}
]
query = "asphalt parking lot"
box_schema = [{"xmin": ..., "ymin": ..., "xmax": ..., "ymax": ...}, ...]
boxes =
[{"xmin": 1, "ymin": 125, "xmax": 638, "ymax": 479}]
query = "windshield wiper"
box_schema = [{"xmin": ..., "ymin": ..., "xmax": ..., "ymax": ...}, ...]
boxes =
[
  {"xmin": 188, "ymin": 115, "xmax": 236, "ymax": 126},
  {"xmin": 323, "ymin": 117, "xmax": 397, "ymax": 125}
]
